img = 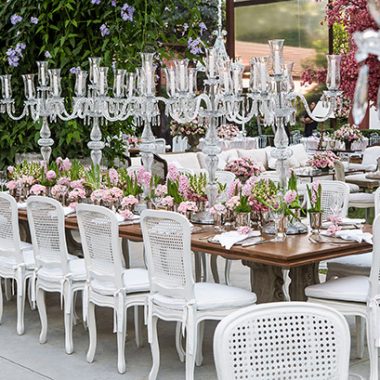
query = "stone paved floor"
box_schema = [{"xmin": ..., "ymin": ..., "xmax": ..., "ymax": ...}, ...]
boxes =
[{"xmin": 0, "ymin": 242, "xmax": 376, "ymax": 380}]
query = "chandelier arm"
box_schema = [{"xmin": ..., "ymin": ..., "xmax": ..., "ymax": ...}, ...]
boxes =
[{"xmin": 4, "ymin": 103, "xmax": 29, "ymax": 121}]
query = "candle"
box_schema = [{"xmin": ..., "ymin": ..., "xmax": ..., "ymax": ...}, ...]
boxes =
[
  {"xmin": 273, "ymin": 51, "xmax": 282, "ymax": 75},
  {"xmin": 75, "ymin": 70, "xmax": 87, "ymax": 97},
  {"xmin": 208, "ymin": 49, "xmax": 215, "ymax": 78},
  {"xmin": 128, "ymin": 73, "xmax": 134, "ymax": 97},
  {"xmin": 166, "ymin": 68, "xmax": 175, "ymax": 96},
  {"xmin": 114, "ymin": 70, "xmax": 125, "ymax": 97},
  {"xmin": 330, "ymin": 60, "xmax": 336, "ymax": 89},
  {"xmin": 259, "ymin": 62, "xmax": 267, "ymax": 92},
  {"xmin": 224, "ymin": 70, "xmax": 230, "ymax": 93},
  {"xmin": 233, "ymin": 67, "xmax": 240, "ymax": 94},
  {"xmin": 37, "ymin": 61, "xmax": 49, "ymax": 86},
  {"xmin": 22, "ymin": 74, "xmax": 36, "ymax": 100},
  {"xmin": 188, "ymin": 68, "xmax": 196, "ymax": 94},
  {"xmin": 179, "ymin": 62, "xmax": 186, "ymax": 92},
  {"xmin": 0, "ymin": 75, "xmax": 12, "ymax": 99}
]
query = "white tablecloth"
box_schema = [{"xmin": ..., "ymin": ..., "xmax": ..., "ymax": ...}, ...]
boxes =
[
  {"xmin": 199, "ymin": 137, "xmax": 258, "ymax": 151},
  {"xmin": 300, "ymin": 137, "xmax": 368, "ymax": 152}
]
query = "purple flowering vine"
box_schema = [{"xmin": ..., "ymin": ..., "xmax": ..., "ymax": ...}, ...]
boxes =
[
  {"xmin": 91, "ymin": 0, "xmax": 101, "ymax": 4},
  {"xmin": 44, "ymin": 51, "xmax": 52, "ymax": 59},
  {"xmin": 30, "ymin": 16, "xmax": 39, "ymax": 25},
  {"xmin": 121, "ymin": 3, "xmax": 134, "ymax": 21},
  {"xmin": 199, "ymin": 22, "xmax": 207, "ymax": 35},
  {"xmin": 6, "ymin": 43, "xmax": 26, "ymax": 67},
  {"xmin": 100, "ymin": 23, "xmax": 110, "ymax": 37},
  {"xmin": 10, "ymin": 14, "xmax": 22, "ymax": 25},
  {"xmin": 69, "ymin": 67, "xmax": 80, "ymax": 74},
  {"xmin": 111, "ymin": 0, "xmax": 117, "ymax": 6},
  {"xmin": 188, "ymin": 37, "xmax": 203, "ymax": 55}
]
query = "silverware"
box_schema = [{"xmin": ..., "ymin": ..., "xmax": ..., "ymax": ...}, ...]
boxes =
[{"xmin": 242, "ymin": 238, "xmax": 274, "ymax": 247}]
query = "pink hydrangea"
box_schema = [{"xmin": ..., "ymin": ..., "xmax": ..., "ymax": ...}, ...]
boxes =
[
  {"xmin": 178, "ymin": 201, "xmax": 198, "ymax": 214},
  {"xmin": 226, "ymin": 195, "xmax": 240, "ymax": 210},
  {"xmin": 6, "ymin": 180, "xmax": 17, "ymax": 190},
  {"xmin": 57, "ymin": 177, "xmax": 70, "ymax": 186},
  {"xmin": 121, "ymin": 195, "xmax": 139, "ymax": 208},
  {"xmin": 68, "ymin": 188, "xmax": 86, "ymax": 202},
  {"xmin": 210, "ymin": 203, "xmax": 227, "ymax": 215},
  {"xmin": 108, "ymin": 168, "xmax": 119, "ymax": 185},
  {"xmin": 70, "ymin": 179, "xmax": 85, "ymax": 190},
  {"xmin": 227, "ymin": 179, "xmax": 241, "ymax": 200},
  {"xmin": 91, "ymin": 189, "xmax": 105, "ymax": 203},
  {"xmin": 119, "ymin": 209, "xmax": 135, "ymax": 220},
  {"xmin": 157, "ymin": 195, "xmax": 174, "ymax": 208},
  {"xmin": 46, "ymin": 170, "xmax": 56, "ymax": 181},
  {"xmin": 20, "ymin": 175, "xmax": 35, "ymax": 186},
  {"xmin": 155, "ymin": 184, "xmax": 168, "ymax": 197},
  {"xmin": 178, "ymin": 175, "xmax": 190, "ymax": 197},
  {"xmin": 51, "ymin": 184, "xmax": 68, "ymax": 198},
  {"xmin": 56, "ymin": 157, "xmax": 72, "ymax": 171},
  {"xmin": 30, "ymin": 184, "xmax": 47, "ymax": 196},
  {"xmin": 137, "ymin": 167, "xmax": 151, "ymax": 187}
]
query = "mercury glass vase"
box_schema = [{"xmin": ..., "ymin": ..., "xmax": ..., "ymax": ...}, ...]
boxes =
[
  {"xmin": 235, "ymin": 212, "xmax": 251, "ymax": 228},
  {"xmin": 309, "ymin": 211, "xmax": 322, "ymax": 236}
]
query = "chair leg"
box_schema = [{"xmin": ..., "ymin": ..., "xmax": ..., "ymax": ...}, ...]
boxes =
[
  {"xmin": 72, "ymin": 292, "xmax": 79, "ymax": 326},
  {"xmin": 224, "ymin": 260, "xmax": 232, "ymax": 285},
  {"xmin": 27, "ymin": 278, "xmax": 36, "ymax": 310},
  {"xmin": 16, "ymin": 275, "xmax": 26, "ymax": 335},
  {"xmin": 185, "ymin": 322, "xmax": 197, "ymax": 380},
  {"xmin": 0, "ymin": 279, "xmax": 3, "ymax": 324},
  {"xmin": 4, "ymin": 279, "xmax": 11, "ymax": 301},
  {"xmin": 36, "ymin": 287, "xmax": 48, "ymax": 344},
  {"xmin": 355, "ymin": 316, "xmax": 365, "ymax": 359},
  {"xmin": 134, "ymin": 305, "xmax": 144, "ymax": 348},
  {"xmin": 367, "ymin": 314, "xmax": 379, "ymax": 380},
  {"xmin": 175, "ymin": 322, "xmax": 185, "ymax": 362},
  {"xmin": 149, "ymin": 316, "xmax": 160, "ymax": 380},
  {"xmin": 201, "ymin": 252, "xmax": 208, "ymax": 282},
  {"xmin": 195, "ymin": 321, "xmax": 204, "ymax": 367},
  {"xmin": 116, "ymin": 304, "xmax": 127, "ymax": 374},
  {"xmin": 64, "ymin": 287, "xmax": 74, "ymax": 355},
  {"xmin": 210, "ymin": 255, "xmax": 220, "ymax": 283},
  {"xmin": 86, "ymin": 302, "xmax": 97, "ymax": 363}
]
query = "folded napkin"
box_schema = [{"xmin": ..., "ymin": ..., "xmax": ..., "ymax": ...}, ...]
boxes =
[
  {"xmin": 116, "ymin": 212, "xmax": 140, "ymax": 224},
  {"xmin": 213, "ymin": 230, "xmax": 261, "ymax": 250},
  {"xmin": 17, "ymin": 202, "xmax": 27, "ymax": 209},
  {"xmin": 321, "ymin": 229, "xmax": 372, "ymax": 244},
  {"xmin": 322, "ymin": 217, "xmax": 366, "ymax": 229},
  {"xmin": 63, "ymin": 207, "xmax": 75, "ymax": 216}
]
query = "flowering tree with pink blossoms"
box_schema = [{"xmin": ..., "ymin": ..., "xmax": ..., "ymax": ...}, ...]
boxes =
[{"xmin": 302, "ymin": 0, "xmax": 380, "ymax": 111}]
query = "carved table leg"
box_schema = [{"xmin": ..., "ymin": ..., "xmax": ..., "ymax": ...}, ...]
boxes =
[
  {"xmin": 243, "ymin": 261, "xmax": 320, "ymax": 303},
  {"xmin": 210, "ymin": 255, "xmax": 220, "ymax": 284}
]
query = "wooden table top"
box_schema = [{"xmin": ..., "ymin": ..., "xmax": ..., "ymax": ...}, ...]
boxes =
[
  {"xmin": 345, "ymin": 173, "xmax": 380, "ymax": 190},
  {"xmin": 19, "ymin": 210, "xmax": 372, "ymax": 269}
]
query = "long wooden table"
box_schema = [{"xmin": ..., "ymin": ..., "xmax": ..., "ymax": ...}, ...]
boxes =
[{"xmin": 18, "ymin": 210, "xmax": 372, "ymax": 303}]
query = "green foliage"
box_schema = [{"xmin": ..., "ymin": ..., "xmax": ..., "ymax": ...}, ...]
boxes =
[
  {"xmin": 188, "ymin": 172, "xmax": 207, "ymax": 198},
  {"xmin": 0, "ymin": 0, "xmax": 218, "ymax": 168},
  {"xmin": 84, "ymin": 164, "xmax": 101, "ymax": 190},
  {"xmin": 307, "ymin": 183, "xmax": 322, "ymax": 212},
  {"xmin": 167, "ymin": 179, "xmax": 184, "ymax": 204},
  {"xmin": 235, "ymin": 195, "xmax": 251, "ymax": 213}
]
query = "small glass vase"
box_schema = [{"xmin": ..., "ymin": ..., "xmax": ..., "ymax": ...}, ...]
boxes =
[
  {"xmin": 235, "ymin": 212, "xmax": 251, "ymax": 228},
  {"xmin": 309, "ymin": 211, "xmax": 322, "ymax": 235},
  {"xmin": 213, "ymin": 213, "xmax": 225, "ymax": 232},
  {"xmin": 273, "ymin": 213, "xmax": 287, "ymax": 241}
]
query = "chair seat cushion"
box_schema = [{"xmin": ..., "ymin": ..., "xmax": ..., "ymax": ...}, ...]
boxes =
[
  {"xmin": 38, "ymin": 258, "xmax": 86, "ymax": 282},
  {"xmin": 348, "ymin": 183, "xmax": 360, "ymax": 193},
  {"xmin": 0, "ymin": 248, "xmax": 35, "ymax": 270},
  {"xmin": 327, "ymin": 252, "xmax": 372, "ymax": 268},
  {"xmin": 348, "ymin": 193, "xmax": 375, "ymax": 204},
  {"xmin": 90, "ymin": 268, "xmax": 150, "ymax": 295},
  {"xmin": 20, "ymin": 241, "xmax": 33, "ymax": 251},
  {"xmin": 153, "ymin": 282, "xmax": 256, "ymax": 311},
  {"xmin": 305, "ymin": 275, "xmax": 369, "ymax": 303}
]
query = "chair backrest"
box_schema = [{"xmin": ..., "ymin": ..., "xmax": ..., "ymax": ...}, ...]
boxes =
[
  {"xmin": 76, "ymin": 204, "xmax": 124, "ymax": 290},
  {"xmin": 362, "ymin": 146, "xmax": 380, "ymax": 166},
  {"xmin": 140, "ymin": 209, "xmax": 194, "ymax": 300},
  {"xmin": 172, "ymin": 136, "xmax": 188, "ymax": 153},
  {"xmin": 153, "ymin": 138, "xmax": 167, "ymax": 154},
  {"xmin": 375, "ymin": 187, "xmax": 380, "ymax": 216},
  {"xmin": 27, "ymin": 196, "xmax": 69, "ymax": 272},
  {"xmin": 333, "ymin": 160, "xmax": 346, "ymax": 182},
  {"xmin": 369, "ymin": 215, "xmax": 380, "ymax": 301},
  {"xmin": 0, "ymin": 193, "xmax": 23, "ymax": 264},
  {"xmin": 307, "ymin": 180, "xmax": 350, "ymax": 219},
  {"xmin": 369, "ymin": 132, "xmax": 380, "ymax": 146},
  {"xmin": 215, "ymin": 170, "xmax": 236, "ymax": 189},
  {"xmin": 214, "ymin": 302, "xmax": 350, "ymax": 380}
]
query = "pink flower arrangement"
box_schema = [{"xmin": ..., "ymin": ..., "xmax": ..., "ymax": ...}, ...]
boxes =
[
  {"xmin": 137, "ymin": 167, "xmax": 152, "ymax": 188},
  {"xmin": 56, "ymin": 157, "xmax": 72, "ymax": 171},
  {"xmin": 91, "ymin": 189, "xmax": 105, "ymax": 203},
  {"xmin": 121, "ymin": 195, "xmax": 139, "ymax": 209},
  {"xmin": 157, "ymin": 195, "xmax": 174, "ymax": 208},
  {"xmin": 226, "ymin": 195, "xmax": 240, "ymax": 210},
  {"xmin": 227, "ymin": 179, "xmax": 242, "ymax": 200},
  {"xmin": 178, "ymin": 201, "xmax": 198, "ymax": 214},
  {"xmin": 68, "ymin": 188, "xmax": 86, "ymax": 202},
  {"xmin": 167, "ymin": 163, "xmax": 180, "ymax": 181},
  {"xmin": 108, "ymin": 168, "xmax": 119, "ymax": 185},
  {"xmin": 30, "ymin": 184, "xmax": 47, "ymax": 196},
  {"xmin": 119, "ymin": 209, "xmax": 135, "ymax": 220},
  {"xmin": 284, "ymin": 190, "xmax": 297, "ymax": 205},
  {"xmin": 225, "ymin": 158, "xmax": 262, "ymax": 178},
  {"xmin": 178, "ymin": 175, "xmax": 190, "ymax": 197},
  {"xmin": 70, "ymin": 179, "xmax": 85, "ymax": 190},
  {"xmin": 154, "ymin": 184, "xmax": 168, "ymax": 197},
  {"xmin": 46, "ymin": 170, "xmax": 56, "ymax": 181},
  {"xmin": 6, "ymin": 180, "xmax": 17, "ymax": 190},
  {"xmin": 309, "ymin": 151, "xmax": 338, "ymax": 170},
  {"xmin": 333, "ymin": 125, "xmax": 363, "ymax": 143},
  {"xmin": 327, "ymin": 224, "xmax": 342, "ymax": 236},
  {"xmin": 104, "ymin": 187, "xmax": 123, "ymax": 202},
  {"xmin": 69, "ymin": 202, "xmax": 78, "ymax": 210},
  {"xmin": 20, "ymin": 175, "xmax": 35, "ymax": 186},
  {"xmin": 57, "ymin": 177, "xmax": 70, "ymax": 186},
  {"xmin": 210, "ymin": 203, "xmax": 227, "ymax": 215},
  {"xmin": 51, "ymin": 184, "xmax": 68, "ymax": 198},
  {"xmin": 217, "ymin": 124, "xmax": 240, "ymax": 140}
]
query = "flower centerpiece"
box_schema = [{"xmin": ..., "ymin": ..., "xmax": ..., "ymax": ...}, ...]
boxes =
[
  {"xmin": 307, "ymin": 182, "xmax": 322, "ymax": 235},
  {"xmin": 308, "ymin": 151, "xmax": 338, "ymax": 171},
  {"xmin": 178, "ymin": 201, "xmax": 198, "ymax": 220},
  {"xmin": 169, "ymin": 119, "xmax": 206, "ymax": 152},
  {"xmin": 225, "ymin": 158, "xmax": 263, "ymax": 182},
  {"xmin": 217, "ymin": 124, "xmax": 240, "ymax": 140},
  {"xmin": 333, "ymin": 124, "xmax": 363, "ymax": 151},
  {"xmin": 210, "ymin": 203, "xmax": 227, "ymax": 230},
  {"xmin": 226, "ymin": 194, "xmax": 251, "ymax": 227}
]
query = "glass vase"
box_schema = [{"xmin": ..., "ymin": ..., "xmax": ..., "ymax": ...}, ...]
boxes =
[
  {"xmin": 309, "ymin": 211, "xmax": 322, "ymax": 235},
  {"xmin": 235, "ymin": 212, "xmax": 251, "ymax": 228},
  {"xmin": 273, "ymin": 214, "xmax": 287, "ymax": 241},
  {"xmin": 213, "ymin": 213, "xmax": 225, "ymax": 232}
]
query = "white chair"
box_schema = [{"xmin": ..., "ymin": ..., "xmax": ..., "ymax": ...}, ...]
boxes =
[
  {"xmin": 326, "ymin": 186, "xmax": 380, "ymax": 280},
  {"xmin": 348, "ymin": 146, "xmax": 380, "ymax": 172},
  {"xmin": 0, "ymin": 193, "xmax": 34, "ymax": 335},
  {"xmin": 76, "ymin": 204, "xmax": 150, "ymax": 373},
  {"xmin": 215, "ymin": 170, "xmax": 236, "ymax": 189},
  {"xmin": 153, "ymin": 138, "xmax": 167, "ymax": 154},
  {"xmin": 306, "ymin": 180, "xmax": 350, "ymax": 220},
  {"xmin": 306, "ymin": 214, "xmax": 380, "ymax": 380},
  {"xmin": 214, "ymin": 302, "xmax": 351, "ymax": 380},
  {"xmin": 173, "ymin": 136, "xmax": 188, "ymax": 153},
  {"xmin": 27, "ymin": 196, "xmax": 86, "ymax": 354},
  {"xmin": 140, "ymin": 209, "xmax": 256, "ymax": 380},
  {"xmin": 334, "ymin": 160, "xmax": 360, "ymax": 193}
]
